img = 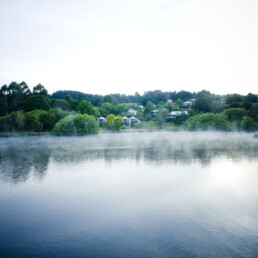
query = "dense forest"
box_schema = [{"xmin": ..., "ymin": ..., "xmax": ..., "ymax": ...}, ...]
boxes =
[{"xmin": 0, "ymin": 81, "xmax": 257, "ymax": 135}]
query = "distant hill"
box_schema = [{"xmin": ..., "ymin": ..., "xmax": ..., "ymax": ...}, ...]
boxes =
[
  {"xmin": 51, "ymin": 90, "xmax": 143, "ymax": 105},
  {"xmin": 51, "ymin": 90, "xmax": 103, "ymax": 106}
]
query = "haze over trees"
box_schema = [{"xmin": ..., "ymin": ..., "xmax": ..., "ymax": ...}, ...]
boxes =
[{"xmin": 0, "ymin": 81, "xmax": 257, "ymax": 135}]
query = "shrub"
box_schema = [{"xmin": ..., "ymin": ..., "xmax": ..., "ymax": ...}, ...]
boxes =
[
  {"xmin": 187, "ymin": 113, "xmax": 230, "ymax": 131},
  {"xmin": 223, "ymin": 108, "xmax": 246, "ymax": 122},
  {"xmin": 248, "ymin": 103, "xmax": 258, "ymax": 121},
  {"xmin": 240, "ymin": 116, "xmax": 257, "ymax": 131},
  {"xmin": 52, "ymin": 114, "xmax": 99, "ymax": 135},
  {"xmin": 106, "ymin": 114, "xmax": 123, "ymax": 131},
  {"xmin": 78, "ymin": 100, "xmax": 99, "ymax": 117},
  {"xmin": 156, "ymin": 108, "xmax": 169, "ymax": 126},
  {"xmin": 174, "ymin": 114, "xmax": 188, "ymax": 124},
  {"xmin": 0, "ymin": 112, "xmax": 25, "ymax": 132},
  {"xmin": 53, "ymin": 99, "xmax": 70, "ymax": 110},
  {"xmin": 114, "ymin": 116, "xmax": 123, "ymax": 131},
  {"xmin": 25, "ymin": 111, "xmax": 43, "ymax": 132},
  {"xmin": 42, "ymin": 108, "xmax": 70, "ymax": 131}
]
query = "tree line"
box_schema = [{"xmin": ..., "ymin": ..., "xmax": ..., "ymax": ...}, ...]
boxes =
[{"xmin": 0, "ymin": 81, "xmax": 257, "ymax": 135}]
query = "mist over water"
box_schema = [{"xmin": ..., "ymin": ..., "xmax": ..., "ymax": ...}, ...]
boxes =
[{"xmin": 0, "ymin": 132, "xmax": 258, "ymax": 257}]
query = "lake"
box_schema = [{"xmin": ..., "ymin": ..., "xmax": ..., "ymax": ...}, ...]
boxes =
[{"xmin": 0, "ymin": 132, "xmax": 258, "ymax": 257}]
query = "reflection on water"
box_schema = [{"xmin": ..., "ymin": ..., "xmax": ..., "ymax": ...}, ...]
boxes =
[
  {"xmin": 0, "ymin": 132, "xmax": 258, "ymax": 257},
  {"xmin": 0, "ymin": 132, "xmax": 257, "ymax": 183}
]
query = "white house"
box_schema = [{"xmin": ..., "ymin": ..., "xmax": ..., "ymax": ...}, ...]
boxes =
[
  {"xmin": 169, "ymin": 111, "xmax": 188, "ymax": 119},
  {"xmin": 220, "ymin": 99, "xmax": 226, "ymax": 105},
  {"xmin": 97, "ymin": 117, "xmax": 106, "ymax": 124},
  {"xmin": 167, "ymin": 99, "xmax": 176, "ymax": 106},
  {"xmin": 123, "ymin": 116, "xmax": 139, "ymax": 125},
  {"xmin": 150, "ymin": 110, "xmax": 158, "ymax": 117},
  {"xmin": 123, "ymin": 116, "xmax": 129, "ymax": 125},
  {"xmin": 126, "ymin": 109, "xmax": 137, "ymax": 116},
  {"xmin": 130, "ymin": 116, "xmax": 139, "ymax": 125},
  {"xmin": 183, "ymin": 101, "xmax": 192, "ymax": 106}
]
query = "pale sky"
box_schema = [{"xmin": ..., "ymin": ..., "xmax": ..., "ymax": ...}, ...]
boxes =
[{"xmin": 0, "ymin": 0, "xmax": 258, "ymax": 95}]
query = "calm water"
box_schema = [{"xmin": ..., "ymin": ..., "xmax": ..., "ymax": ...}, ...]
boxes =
[{"xmin": 0, "ymin": 132, "xmax": 258, "ymax": 257}]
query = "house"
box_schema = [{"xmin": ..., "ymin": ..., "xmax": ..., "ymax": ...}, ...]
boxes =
[
  {"xmin": 183, "ymin": 101, "xmax": 192, "ymax": 106},
  {"xmin": 126, "ymin": 109, "xmax": 137, "ymax": 116},
  {"xmin": 123, "ymin": 116, "xmax": 139, "ymax": 125},
  {"xmin": 220, "ymin": 98, "xmax": 226, "ymax": 105},
  {"xmin": 129, "ymin": 116, "xmax": 139, "ymax": 125},
  {"xmin": 166, "ymin": 99, "xmax": 176, "ymax": 106},
  {"xmin": 97, "ymin": 117, "xmax": 106, "ymax": 124},
  {"xmin": 169, "ymin": 111, "xmax": 188, "ymax": 119},
  {"xmin": 150, "ymin": 110, "xmax": 158, "ymax": 117},
  {"xmin": 123, "ymin": 116, "xmax": 129, "ymax": 125}
]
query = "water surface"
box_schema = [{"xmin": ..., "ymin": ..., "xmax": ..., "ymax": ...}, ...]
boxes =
[{"xmin": 0, "ymin": 132, "xmax": 258, "ymax": 257}]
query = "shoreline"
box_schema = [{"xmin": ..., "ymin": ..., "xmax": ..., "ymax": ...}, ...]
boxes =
[{"xmin": 0, "ymin": 129, "xmax": 257, "ymax": 137}]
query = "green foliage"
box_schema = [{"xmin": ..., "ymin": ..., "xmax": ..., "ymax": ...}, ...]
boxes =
[
  {"xmin": 248, "ymin": 103, "xmax": 258, "ymax": 121},
  {"xmin": 174, "ymin": 114, "xmax": 188, "ymax": 124},
  {"xmin": 53, "ymin": 99, "xmax": 70, "ymax": 110},
  {"xmin": 187, "ymin": 113, "xmax": 230, "ymax": 131},
  {"xmin": 103, "ymin": 95, "xmax": 112, "ymax": 104},
  {"xmin": 0, "ymin": 112, "xmax": 25, "ymax": 132},
  {"xmin": 228, "ymin": 103, "xmax": 241, "ymax": 108},
  {"xmin": 226, "ymin": 94, "xmax": 243, "ymax": 104},
  {"xmin": 100, "ymin": 102, "xmax": 118, "ymax": 115},
  {"xmin": 101, "ymin": 102, "xmax": 112, "ymax": 113},
  {"xmin": 106, "ymin": 114, "xmax": 115, "ymax": 129},
  {"xmin": 114, "ymin": 116, "xmax": 123, "ymax": 131},
  {"xmin": 176, "ymin": 90, "xmax": 193, "ymax": 101},
  {"xmin": 244, "ymin": 93, "xmax": 257, "ymax": 103},
  {"xmin": 188, "ymin": 109, "xmax": 199, "ymax": 117},
  {"xmin": 193, "ymin": 92, "xmax": 212, "ymax": 113},
  {"xmin": 78, "ymin": 100, "xmax": 99, "ymax": 117},
  {"xmin": 141, "ymin": 90, "xmax": 171, "ymax": 105},
  {"xmin": 1, "ymin": 80, "xmax": 257, "ymax": 133},
  {"xmin": 49, "ymin": 108, "xmax": 70, "ymax": 120},
  {"xmin": 145, "ymin": 114, "xmax": 152, "ymax": 121},
  {"xmin": 105, "ymin": 114, "xmax": 123, "ymax": 131},
  {"xmin": 41, "ymin": 108, "xmax": 70, "ymax": 131},
  {"xmin": 0, "ymin": 82, "xmax": 31, "ymax": 115},
  {"xmin": 0, "ymin": 108, "xmax": 70, "ymax": 132},
  {"xmin": 52, "ymin": 90, "xmax": 103, "ymax": 106},
  {"xmin": 52, "ymin": 114, "xmax": 99, "ymax": 135},
  {"xmin": 33, "ymin": 84, "xmax": 48, "ymax": 96},
  {"xmin": 98, "ymin": 107, "xmax": 109, "ymax": 117},
  {"xmin": 132, "ymin": 122, "xmax": 143, "ymax": 129},
  {"xmin": 176, "ymin": 98, "xmax": 183, "ymax": 109},
  {"xmin": 16, "ymin": 111, "xmax": 25, "ymax": 130},
  {"xmin": 25, "ymin": 111, "xmax": 43, "ymax": 132},
  {"xmin": 69, "ymin": 98, "xmax": 79, "ymax": 111},
  {"xmin": 0, "ymin": 116, "xmax": 8, "ymax": 132},
  {"xmin": 23, "ymin": 95, "xmax": 51, "ymax": 112},
  {"xmin": 241, "ymin": 102, "xmax": 252, "ymax": 111},
  {"xmin": 211, "ymin": 101, "xmax": 224, "ymax": 113},
  {"xmin": 156, "ymin": 108, "xmax": 169, "ymax": 126},
  {"xmin": 145, "ymin": 101, "xmax": 155, "ymax": 114},
  {"xmin": 103, "ymin": 95, "xmax": 118, "ymax": 105},
  {"xmin": 164, "ymin": 103, "xmax": 173, "ymax": 112},
  {"xmin": 240, "ymin": 116, "xmax": 257, "ymax": 131},
  {"xmin": 116, "ymin": 103, "xmax": 129, "ymax": 115},
  {"xmin": 223, "ymin": 108, "xmax": 246, "ymax": 122}
]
